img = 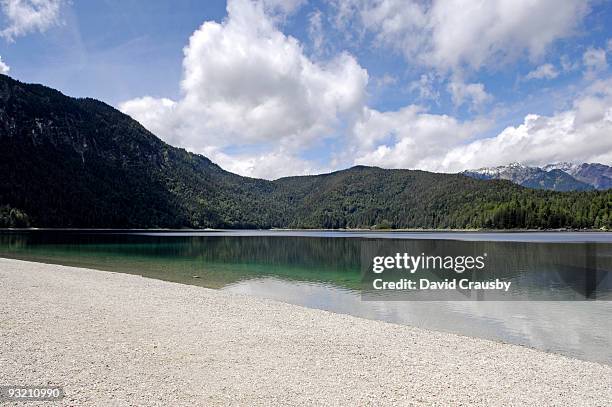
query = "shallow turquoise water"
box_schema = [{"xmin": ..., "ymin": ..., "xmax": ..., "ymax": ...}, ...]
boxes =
[{"xmin": 1, "ymin": 230, "xmax": 611, "ymax": 364}]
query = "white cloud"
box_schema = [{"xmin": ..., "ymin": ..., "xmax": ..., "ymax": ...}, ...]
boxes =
[
  {"xmin": 336, "ymin": 0, "xmax": 589, "ymax": 72},
  {"xmin": 120, "ymin": 0, "xmax": 612, "ymax": 179},
  {"xmin": 0, "ymin": 0, "xmax": 63, "ymax": 42},
  {"xmin": 351, "ymin": 106, "xmax": 490, "ymax": 170},
  {"xmin": 560, "ymin": 54, "xmax": 580, "ymax": 72},
  {"xmin": 330, "ymin": 0, "xmax": 587, "ymax": 110},
  {"xmin": 447, "ymin": 80, "xmax": 491, "ymax": 109},
  {"xmin": 120, "ymin": 0, "xmax": 368, "ymax": 179},
  {"xmin": 355, "ymin": 78, "xmax": 612, "ymax": 172},
  {"xmin": 407, "ymin": 73, "xmax": 439, "ymax": 102},
  {"xmin": 262, "ymin": 0, "xmax": 306, "ymax": 17},
  {"xmin": 119, "ymin": 96, "xmax": 179, "ymax": 144},
  {"xmin": 582, "ymin": 47, "xmax": 607, "ymax": 78},
  {"xmin": 211, "ymin": 148, "xmax": 325, "ymax": 180},
  {"xmin": 0, "ymin": 55, "xmax": 9, "ymax": 74},
  {"xmin": 374, "ymin": 73, "xmax": 397, "ymax": 88},
  {"xmin": 525, "ymin": 63, "xmax": 559, "ymax": 80},
  {"xmin": 308, "ymin": 9, "xmax": 324, "ymax": 55}
]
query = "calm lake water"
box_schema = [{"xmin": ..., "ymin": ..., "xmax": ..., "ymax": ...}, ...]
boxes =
[{"xmin": 1, "ymin": 230, "xmax": 611, "ymax": 365}]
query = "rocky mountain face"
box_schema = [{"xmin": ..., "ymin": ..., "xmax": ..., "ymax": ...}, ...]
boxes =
[
  {"xmin": 543, "ymin": 163, "xmax": 612, "ymax": 190},
  {"xmin": 0, "ymin": 74, "xmax": 610, "ymax": 230},
  {"xmin": 463, "ymin": 162, "xmax": 611, "ymax": 191}
]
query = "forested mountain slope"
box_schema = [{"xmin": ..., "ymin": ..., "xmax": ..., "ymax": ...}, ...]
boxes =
[{"xmin": 0, "ymin": 75, "xmax": 610, "ymax": 229}]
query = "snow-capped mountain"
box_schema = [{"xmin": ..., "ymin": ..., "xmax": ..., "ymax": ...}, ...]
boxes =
[
  {"xmin": 546, "ymin": 163, "xmax": 612, "ymax": 190},
  {"xmin": 462, "ymin": 162, "xmax": 612, "ymax": 191},
  {"xmin": 463, "ymin": 163, "xmax": 543, "ymax": 185},
  {"xmin": 541, "ymin": 162, "xmax": 579, "ymax": 173}
]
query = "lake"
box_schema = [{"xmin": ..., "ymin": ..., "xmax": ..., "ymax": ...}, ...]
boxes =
[{"xmin": 1, "ymin": 230, "xmax": 611, "ymax": 365}]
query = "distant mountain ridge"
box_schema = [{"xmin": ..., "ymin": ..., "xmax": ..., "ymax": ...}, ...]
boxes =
[
  {"xmin": 0, "ymin": 74, "xmax": 610, "ymax": 230},
  {"xmin": 543, "ymin": 162, "xmax": 612, "ymax": 190},
  {"xmin": 463, "ymin": 162, "xmax": 612, "ymax": 191}
]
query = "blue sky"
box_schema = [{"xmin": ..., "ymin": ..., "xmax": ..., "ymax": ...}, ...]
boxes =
[{"xmin": 1, "ymin": 0, "xmax": 611, "ymax": 179}]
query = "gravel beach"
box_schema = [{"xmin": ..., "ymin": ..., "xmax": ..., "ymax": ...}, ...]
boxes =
[{"xmin": 1, "ymin": 258, "xmax": 611, "ymax": 406}]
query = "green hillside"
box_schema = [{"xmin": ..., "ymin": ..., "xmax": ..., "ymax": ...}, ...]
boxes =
[{"xmin": 0, "ymin": 74, "xmax": 610, "ymax": 230}]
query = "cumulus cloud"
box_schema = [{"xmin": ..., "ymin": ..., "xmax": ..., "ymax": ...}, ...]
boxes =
[
  {"xmin": 354, "ymin": 79, "xmax": 612, "ymax": 172},
  {"xmin": 211, "ymin": 148, "xmax": 327, "ymax": 180},
  {"xmin": 262, "ymin": 0, "xmax": 306, "ymax": 16},
  {"xmin": 120, "ymin": 0, "xmax": 368, "ymax": 179},
  {"xmin": 351, "ymin": 106, "xmax": 490, "ymax": 170},
  {"xmin": 0, "ymin": 0, "xmax": 63, "ymax": 42},
  {"xmin": 335, "ymin": 0, "xmax": 589, "ymax": 72},
  {"xmin": 328, "ymin": 0, "xmax": 587, "ymax": 112},
  {"xmin": 0, "ymin": 55, "xmax": 9, "ymax": 73},
  {"xmin": 407, "ymin": 73, "xmax": 440, "ymax": 102},
  {"xmin": 560, "ymin": 55, "xmax": 580, "ymax": 72},
  {"xmin": 119, "ymin": 96, "xmax": 179, "ymax": 143},
  {"xmin": 447, "ymin": 80, "xmax": 491, "ymax": 109},
  {"xmin": 525, "ymin": 63, "xmax": 559, "ymax": 80},
  {"xmin": 308, "ymin": 9, "xmax": 324, "ymax": 55},
  {"xmin": 120, "ymin": 0, "xmax": 611, "ymax": 179},
  {"xmin": 582, "ymin": 47, "xmax": 608, "ymax": 79},
  {"xmin": 374, "ymin": 73, "xmax": 397, "ymax": 88}
]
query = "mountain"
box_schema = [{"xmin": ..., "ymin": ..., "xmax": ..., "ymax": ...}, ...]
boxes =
[
  {"xmin": 463, "ymin": 162, "xmax": 610, "ymax": 191},
  {"xmin": 0, "ymin": 74, "xmax": 276, "ymax": 228},
  {"xmin": 521, "ymin": 169, "xmax": 591, "ymax": 191},
  {"xmin": 463, "ymin": 162, "xmax": 544, "ymax": 184},
  {"xmin": 0, "ymin": 74, "xmax": 611, "ymax": 230},
  {"xmin": 543, "ymin": 162, "xmax": 612, "ymax": 190}
]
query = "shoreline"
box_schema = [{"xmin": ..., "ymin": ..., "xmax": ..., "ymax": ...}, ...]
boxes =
[
  {"xmin": 1, "ymin": 258, "xmax": 611, "ymax": 406},
  {"xmin": 0, "ymin": 227, "xmax": 609, "ymax": 232}
]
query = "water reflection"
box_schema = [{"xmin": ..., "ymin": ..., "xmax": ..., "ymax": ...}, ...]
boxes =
[
  {"xmin": 225, "ymin": 278, "xmax": 612, "ymax": 364},
  {"xmin": 361, "ymin": 239, "xmax": 612, "ymax": 300},
  {"xmin": 0, "ymin": 231, "xmax": 611, "ymax": 364}
]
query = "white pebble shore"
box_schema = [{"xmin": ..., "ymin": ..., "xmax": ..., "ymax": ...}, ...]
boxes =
[{"xmin": 1, "ymin": 258, "xmax": 611, "ymax": 406}]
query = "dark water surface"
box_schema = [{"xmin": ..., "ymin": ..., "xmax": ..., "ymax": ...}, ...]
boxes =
[{"xmin": 1, "ymin": 230, "xmax": 611, "ymax": 364}]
